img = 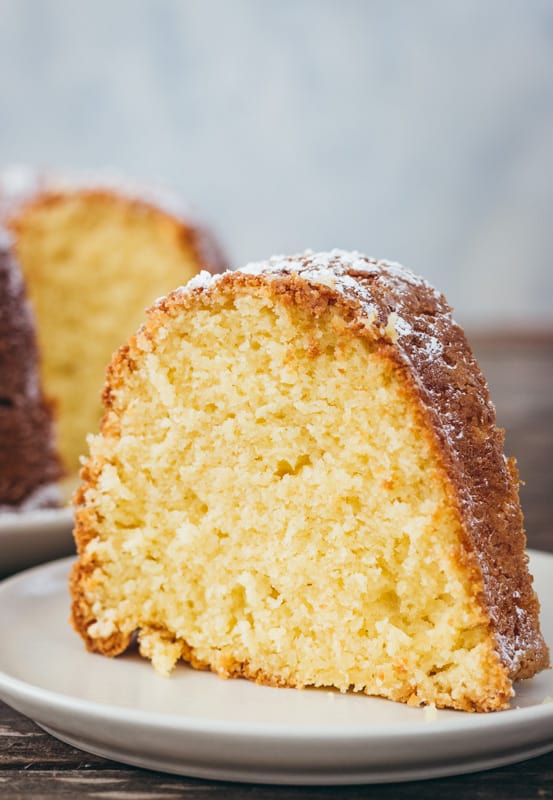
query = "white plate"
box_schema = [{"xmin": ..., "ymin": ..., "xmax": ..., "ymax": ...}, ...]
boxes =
[
  {"xmin": 0, "ymin": 552, "xmax": 552, "ymax": 785},
  {"xmin": 0, "ymin": 507, "xmax": 75, "ymax": 577}
]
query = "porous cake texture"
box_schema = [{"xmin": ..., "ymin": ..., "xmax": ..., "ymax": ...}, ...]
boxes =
[
  {"xmin": 70, "ymin": 250, "xmax": 549, "ymax": 711},
  {"xmin": 2, "ymin": 168, "xmax": 226, "ymax": 475}
]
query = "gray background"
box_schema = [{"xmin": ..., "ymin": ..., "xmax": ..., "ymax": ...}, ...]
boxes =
[{"xmin": 1, "ymin": 0, "xmax": 552, "ymax": 326}]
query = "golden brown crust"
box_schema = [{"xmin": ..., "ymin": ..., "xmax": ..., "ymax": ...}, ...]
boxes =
[
  {"xmin": 6, "ymin": 186, "xmax": 227, "ymax": 275},
  {"xmin": 340, "ymin": 268, "xmax": 550, "ymax": 681},
  {"xmin": 69, "ymin": 559, "xmax": 131, "ymax": 656},
  {"xmin": 203, "ymin": 257, "xmax": 549, "ymax": 682},
  {"xmin": 137, "ymin": 632, "xmax": 511, "ymax": 711},
  {"xmin": 71, "ymin": 251, "xmax": 549, "ymax": 705}
]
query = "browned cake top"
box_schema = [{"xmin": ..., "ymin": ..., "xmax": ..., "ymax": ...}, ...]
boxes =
[
  {"xmin": 0, "ymin": 165, "xmax": 227, "ymax": 274},
  {"xmin": 0, "ymin": 229, "xmax": 62, "ymax": 509},
  {"xmin": 173, "ymin": 250, "xmax": 549, "ymax": 678}
]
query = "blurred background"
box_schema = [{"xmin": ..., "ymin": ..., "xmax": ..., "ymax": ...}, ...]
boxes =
[{"xmin": 0, "ymin": 0, "xmax": 552, "ymax": 328}]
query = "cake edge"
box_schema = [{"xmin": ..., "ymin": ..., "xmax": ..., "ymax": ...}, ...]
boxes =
[{"xmin": 69, "ymin": 252, "xmax": 551, "ymax": 710}]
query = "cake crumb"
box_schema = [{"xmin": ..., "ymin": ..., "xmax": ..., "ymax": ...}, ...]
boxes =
[
  {"xmin": 69, "ymin": 249, "xmax": 550, "ymax": 713},
  {"xmin": 384, "ymin": 312, "xmax": 400, "ymax": 343},
  {"xmin": 424, "ymin": 703, "xmax": 438, "ymax": 721}
]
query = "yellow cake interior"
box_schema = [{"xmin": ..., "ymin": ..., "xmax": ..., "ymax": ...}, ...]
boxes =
[
  {"xmin": 79, "ymin": 285, "xmax": 511, "ymax": 711},
  {"xmin": 12, "ymin": 193, "xmax": 204, "ymax": 472}
]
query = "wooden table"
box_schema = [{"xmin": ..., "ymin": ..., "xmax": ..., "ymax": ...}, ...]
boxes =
[{"xmin": 1, "ymin": 335, "xmax": 552, "ymax": 799}]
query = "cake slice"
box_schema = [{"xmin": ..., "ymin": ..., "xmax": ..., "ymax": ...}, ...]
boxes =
[
  {"xmin": 2, "ymin": 169, "xmax": 226, "ymax": 473},
  {"xmin": 0, "ymin": 229, "xmax": 62, "ymax": 510},
  {"xmin": 70, "ymin": 250, "xmax": 549, "ymax": 711}
]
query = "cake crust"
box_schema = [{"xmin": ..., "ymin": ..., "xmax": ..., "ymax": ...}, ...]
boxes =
[
  {"xmin": 70, "ymin": 251, "xmax": 550, "ymax": 710},
  {"xmin": 3, "ymin": 182, "xmax": 226, "ymax": 276},
  {"xmin": 1, "ymin": 168, "xmax": 227, "ymax": 476},
  {"xmin": 0, "ymin": 230, "xmax": 62, "ymax": 509}
]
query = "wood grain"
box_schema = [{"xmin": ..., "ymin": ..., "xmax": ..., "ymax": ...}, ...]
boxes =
[
  {"xmin": 1, "ymin": 336, "xmax": 552, "ymax": 799},
  {"xmin": 473, "ymin": 336, "xmax": 553, "ymax": 553}
]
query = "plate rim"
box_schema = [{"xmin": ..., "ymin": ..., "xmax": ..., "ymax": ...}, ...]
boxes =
[
  {"xmin": 0, "ymin": 551, "xmax": 552, "ymax": 741},
  {"xmin": 0, "ymin": 505, "xmax": 73, "ymax": 531},
  {"xmin": 0, "ymin": 506, "xmax": 75, "ymax": 576},
  {"xmin": 29, "ymin": 723, "xmax": 553, "ymax": 785}
]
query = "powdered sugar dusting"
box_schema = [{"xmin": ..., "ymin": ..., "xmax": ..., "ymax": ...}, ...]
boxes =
[
  {"xmin": 237, "ymin": 250, "xmax": 439, "ymax": 311},
  {"xmin": 176, "ymin": 249, "xmax": 438, "ymax": 349},
  {"xmin": 185, "ymin": 269, "xmax": 217, "ymax": 291},
  {"xmin": 239, "ymin": 248, "xmax": 424, "ymax": 286},
  {"xmin": 171, "ymin": 251, "xmax": 454, "ymax": 373},
  {"xmin": 394, "ymin": 315, "xmax": 414, "ymax": 338},
  {"xmin": 156, "ymin": 248, "xmax": 544, "ymax": 680},
  {"xmin": 422, "ymin": 334, "xmax": 444, "ymax": 357}
]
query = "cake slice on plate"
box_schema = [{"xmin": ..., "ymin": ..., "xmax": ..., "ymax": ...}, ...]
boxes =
[
  {"xmin": 1, "ymin": 168, "xmax": 226, "ymax": 481},
  {"xmin": 70, "ymin": 250, "xmax": 549, "ymax": 711}
]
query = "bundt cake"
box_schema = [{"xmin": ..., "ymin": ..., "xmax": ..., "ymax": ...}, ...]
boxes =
[
  {"xmin": 0, "ymin": 229, "xmax": 62, "ymax": 510},
  {"xmin": 1, "ymin": 169, "xmax": 226, "ymax": 476},
  {"xmin": 70, "ymin": 250, "xmax": 549, "ymax": 712}
]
